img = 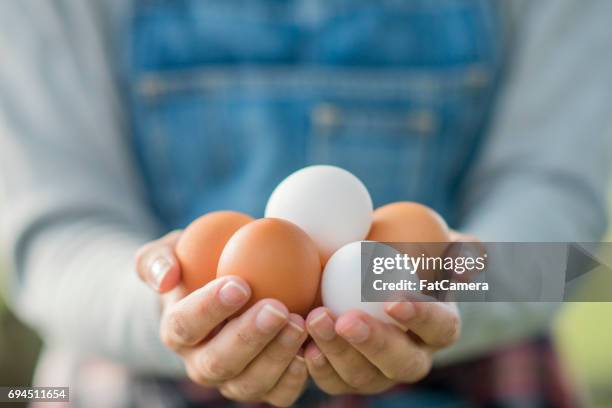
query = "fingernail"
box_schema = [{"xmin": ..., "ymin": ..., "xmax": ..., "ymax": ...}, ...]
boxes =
[
  {"xmin": 308, "ymin": 311, "xmax": 335, "ymax": 341},
  {"xmin": 279, "ymin": 320, "xmax": 305, "ymax": 348},
  {"xmin": 340, "ymin": 318, "xmax": 370, "ymax": 344},
  {"xmin": 219, "ymin": 280, "xmax": 249, "ymax": 306},
  {"xmin": 386, "ymin": 302, "xmax": 415, "ymax": 323},
  {"xmin": 149, "ymin": 256, "xmax": 171, "ymax": 289},
  {"xmin": 256, "ymin": 304, "xmax": 288, "ymax": 334},
  {"xmin": 289, "ymin": 356, "xmax": 305, "ymax": 375}
]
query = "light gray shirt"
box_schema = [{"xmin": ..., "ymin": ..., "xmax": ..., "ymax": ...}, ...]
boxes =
[{"xmin": 0, "ymin": 0, "xmax": 611, "ymax": 382}]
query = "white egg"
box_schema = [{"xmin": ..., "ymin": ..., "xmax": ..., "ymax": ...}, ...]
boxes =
[
  {"xmin": 265, "ymin": 165, "xmax": 373, "ymax": 261},
  {"xmin": 321, "ymin": 241, "xmax": 418, "ymax": 326}
]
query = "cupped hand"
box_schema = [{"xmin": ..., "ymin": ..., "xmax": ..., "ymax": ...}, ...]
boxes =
[
  {"xmin": 303, "ymin": 301, "xmax": 460, "ymax": 395},
  {"xmin": 303, "ymin": 230, "xmax": 477, "ymax": 395},
  {"xmin": 135, "ymin": 232, "xmax": 309, "ymax": 407}
]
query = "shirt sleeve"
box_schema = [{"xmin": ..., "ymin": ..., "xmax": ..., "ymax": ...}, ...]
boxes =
[
  {"xmin": 0, "ymin": 1, "xmax": 183, "ymax": 375},
  {"xmin": 437, "ymin": 0, "xmax": 612, "ymax": 364}
]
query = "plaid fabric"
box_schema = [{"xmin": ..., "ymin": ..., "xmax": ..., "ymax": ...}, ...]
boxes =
[{"xmin": 127, "ymin": 334, "xmax": 581, "ymax": 408}]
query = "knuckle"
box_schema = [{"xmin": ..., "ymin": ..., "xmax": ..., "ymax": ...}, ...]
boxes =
[
  {"xmin": 163, "ymin": 309, "xmax": 196, "ymax": 346},
  {"xmin": 236, "ymin": 328, "xmax": 263, "ymax": 349},
  {"xmin": 198, "ymin": 352, "xmax": 238, "ymax": 381}
]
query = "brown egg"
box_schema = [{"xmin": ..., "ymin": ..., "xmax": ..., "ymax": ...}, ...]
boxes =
[
  {"xmin": 217, "ymin": 218, "xmax": 321, "ymax": 316},
  {"xmin": 311, "ymin": 285, "xmax": 323, "ymax": 310},
  {"xmin": 367, "ymin": 202, "xmax": 451, "ymax": 280},
  {"xmin": 176, "ymin": 211, "xmax": 254, "ymax": 294}
]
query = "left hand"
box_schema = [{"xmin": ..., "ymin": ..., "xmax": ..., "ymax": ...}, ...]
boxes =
[
  {"xmin": 304, "ymin": 230, "xmax": 477, "ymax": 395},
  {"xmin": 304, "ymin": 301, "xmax": 460, "ymax": 395}
]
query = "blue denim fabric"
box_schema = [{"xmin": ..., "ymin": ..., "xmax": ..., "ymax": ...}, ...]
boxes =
[
  {"xmin": 127, "ymin": 0, "xmax": 502, "ymax": 231},
  {"xmin": 126, "ymin": 0, "xmax": 501, "ymax": 406}
]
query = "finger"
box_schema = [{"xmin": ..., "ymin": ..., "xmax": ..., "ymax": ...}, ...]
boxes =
[
  {"xmin": 188, "ymin": 299, "xmax": 289, "ymax": 383},
  {"xmin": 384, "ymin": 301, "xmax": 460, "ymax": 348},
  {"xmin": 304, "ymin": 341, "xmax": 394, "ymax": 396},
  {"xmin": 306, "ymin": 308, "xmax": 382, "ymax": 389},
  {"xmin": 160, "ymin": 276, "xmax": 251, "ymax": 351},
  {"xmin": 448, "ymin": 229, "xmax": 479, "ymax": 243},
  {"xmin": 135, "ymin": 230, "xmax": 182, "ymax": 292},
  {"xmin": 221, "ymin": 314, "xmax": 308, "ymax": 399},
  {"xmin": 444, "ymin": 232, "xmax": 487, "ymax": 284},
  {"xmin": 335, "ymin": 310, "xmax": 432, "ymax": 383},
  {"xmin": 304, "ymin": 342, "xmax": 352, "ymax": 396},
  {"xmin": 263, "ymin": 356, "xmax": 308, "ymax": 407}
]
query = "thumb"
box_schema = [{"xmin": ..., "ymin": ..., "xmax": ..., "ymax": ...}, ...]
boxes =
[{"xmin": 135, "ymin": 230, "xmax": 182, "ymax": 293}]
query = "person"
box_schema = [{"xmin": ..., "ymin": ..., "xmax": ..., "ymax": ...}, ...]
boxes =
[{"xmin": 0, "ymin": 0, "xmax": 610, "ymax": 406}]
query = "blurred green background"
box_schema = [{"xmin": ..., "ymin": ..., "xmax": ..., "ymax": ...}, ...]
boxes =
[
  {"xmin": 0, "ymin": 277, "xmax": 41, "ymax": 387},
  {"xmin": 554, "ymin": 224, "xmax": 612, "ymax": 408},
  {"xmin": 1, "ymin": 201, "xmax": 611, "ymax": 406}
]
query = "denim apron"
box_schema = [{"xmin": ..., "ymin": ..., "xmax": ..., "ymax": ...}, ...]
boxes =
[
  {"xmin": 128, "ymin": 0, "xmax": 502, "ymax": 231},
  {"xmin": 126, "ymin": 0, "xmax": 502, "ymax": 406}
]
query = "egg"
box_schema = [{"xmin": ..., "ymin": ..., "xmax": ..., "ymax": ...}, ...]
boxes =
[
  {"xmin": 265, "ymin": 165, "xmax": 373, "ymax": 263},
  {"xmin": 322, "ymin": 241, "xmax": 414, "ymax": 326},
  {"xmin": 368, "ymin": 202, "xmax": 450, "ymax": 244},
  {"xmin": 176, "ymin": 211, "xmax": 254, "ymax": 294},
  {"xmin": 217, "ymin": 218, "xmax": 321, "ymax": 316},
  {"xmin": 367, "ymin": 201, "xmax": 450, "ymax": 280}
]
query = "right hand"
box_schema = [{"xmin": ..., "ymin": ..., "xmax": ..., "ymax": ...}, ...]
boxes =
[{"xmin": 135, "ymin": 231, "xmax": 309, "ymax": 407}]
